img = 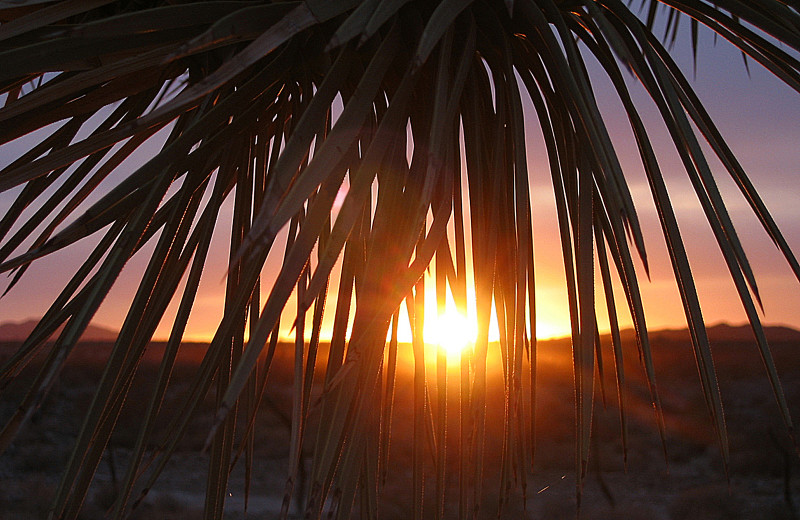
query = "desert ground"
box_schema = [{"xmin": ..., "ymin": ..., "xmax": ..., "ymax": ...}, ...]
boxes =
[{"xmin": 2, "ymin": 323, "xmax": 800, "ymax": 519}]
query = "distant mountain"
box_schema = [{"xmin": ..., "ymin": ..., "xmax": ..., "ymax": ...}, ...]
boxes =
[
  {"xmin": 614, "ymin": 322, "xmax": 800, "ymax": 344},
  {"xmin": 0, "ymin": 319, "xmax": 118, "ymax": 342},
  {"xmin": 0, "ymin": 318, "xmax": 797, "ymax": 345},
  {"xmin": 706, "ymin": 322, "xmax": 800, "ymax": 343}
]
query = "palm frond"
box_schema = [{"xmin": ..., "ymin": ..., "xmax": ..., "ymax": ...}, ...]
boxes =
[{"xmin": 1, "ymin": 1, "xmax": 799, "ymax": 518}]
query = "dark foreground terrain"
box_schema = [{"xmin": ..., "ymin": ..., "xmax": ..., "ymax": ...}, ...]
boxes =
[{"xmin": 2, "ymin": 323, "xmax": 800, "ymax": 519}]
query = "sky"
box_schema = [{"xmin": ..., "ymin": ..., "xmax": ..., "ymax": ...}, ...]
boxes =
[{"xmin": 0, "ymin": 16, "xmax": 799, "ymax": 343}]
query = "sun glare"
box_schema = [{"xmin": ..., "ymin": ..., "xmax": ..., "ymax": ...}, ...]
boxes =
[{"xmin": 426, "ymin": 308, "xmax": 477, "ymax": 361}]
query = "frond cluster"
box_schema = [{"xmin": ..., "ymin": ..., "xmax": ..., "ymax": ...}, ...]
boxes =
[{"xmin": 1, "ymin": 1, "xmax": 799, "ymax": 518}]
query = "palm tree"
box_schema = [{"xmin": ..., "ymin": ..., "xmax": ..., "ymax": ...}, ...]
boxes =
[{"xmin": 0, "ymin": 0, "xmax": 799, "ymax": 518}]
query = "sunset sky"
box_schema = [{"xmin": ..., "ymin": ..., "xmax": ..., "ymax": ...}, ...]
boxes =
[{"xmin": 1, "ymin": 22, "xmax": 799, "ymax": 343}]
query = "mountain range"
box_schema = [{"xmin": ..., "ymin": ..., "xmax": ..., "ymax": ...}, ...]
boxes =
[
  {"xmin": 0, "ymin": 318, "xmax": 799, "ymax": 344},
  {"xmin": 0, "ymin": 319, "xmax": 118, "ymax": 342},
  {"xmin": 630, "ymin": 321, "xmax": 800, "ymax": 344}
]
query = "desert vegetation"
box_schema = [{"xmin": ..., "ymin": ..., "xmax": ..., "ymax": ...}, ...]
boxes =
[
  {"xmin": 1, "ymin": 1, "xmax": 800, "ymax": 518},
  {"xmin": 3, "ymin": 326, "xmax": 800, "ymax": 518}
]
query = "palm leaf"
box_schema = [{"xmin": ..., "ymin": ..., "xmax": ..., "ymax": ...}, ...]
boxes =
[{"xmin": 0, "ymin": 1, "xmax": 799, "ymax": 518}]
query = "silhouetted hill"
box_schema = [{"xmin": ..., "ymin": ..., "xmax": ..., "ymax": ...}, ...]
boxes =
[
  {"xmin": 0, "ymin": 319, "xmax": 118, "ymax": 342},
  {"xmin": 613, "ymin": 322, "xmax": 800, "ymax": 345}
]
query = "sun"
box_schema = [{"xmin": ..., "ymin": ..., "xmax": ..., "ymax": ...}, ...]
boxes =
[{"xmin": 426, "ymin": 307, "xmax": 477, "ymax": 361}]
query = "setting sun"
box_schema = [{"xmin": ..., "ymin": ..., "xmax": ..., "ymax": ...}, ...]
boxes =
[{"xmin": 426, "ymin": 308, "xmax": 477, "ymax": 361}]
